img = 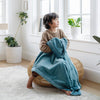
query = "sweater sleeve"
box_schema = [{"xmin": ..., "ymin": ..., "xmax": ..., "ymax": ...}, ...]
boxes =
[
  {"xmin": 60, "ymin": 29, "xmax": 70, "ymax": 49},
  {"xmin": 40, "ymin": 32, "xmax": 52, "ymax": 53}
]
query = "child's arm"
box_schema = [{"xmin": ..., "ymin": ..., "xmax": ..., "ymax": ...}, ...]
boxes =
[
  {"xmin": 40, "ymin": 32, "xmax": 52, "ymax": 53},
  {"xmin": 60, "ymin": 29, "xmax": 70, "ymax": 49}
]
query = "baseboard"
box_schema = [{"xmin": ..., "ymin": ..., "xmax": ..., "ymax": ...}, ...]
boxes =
[{"xmin": 83, "ymin": 67, "xmax": 100, "ymax": 84}]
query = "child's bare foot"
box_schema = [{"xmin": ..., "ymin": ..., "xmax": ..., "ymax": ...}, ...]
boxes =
[
  {"xmin": 27, "ymin": 80, "xmax": 33, "ymax": 89},
  {"xmin": 27, "ymin": 86, "xmax": 34, "ymax": 89},
  {"xmin": 27, "ymin": 75, "xmax": 34, "ymax": 89},
  {"xmin": 62, "ymin": 90, "xmax": 72, "ymax": 95}
]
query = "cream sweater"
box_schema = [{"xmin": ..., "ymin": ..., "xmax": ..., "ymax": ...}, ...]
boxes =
[{"xmin": 40, "ymin": 29, "xmax": 70, "ymax": 53}]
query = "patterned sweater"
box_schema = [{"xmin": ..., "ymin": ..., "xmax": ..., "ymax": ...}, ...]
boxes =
[{"xmin": 40, "ymin": 29, "xmax": 70, "ymax": 53}]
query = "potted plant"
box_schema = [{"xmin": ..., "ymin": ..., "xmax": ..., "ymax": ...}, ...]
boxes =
[
  {"xmin": 93, "ymin": 35, "xmax": 100, "ymax": 43},
  {"xmin": 5, "ymin": 12, "xmax": 28, "ymax": 63},
  {"xmin": 68, "ymin": 17, "xmax": 81, "ymax": 39}
]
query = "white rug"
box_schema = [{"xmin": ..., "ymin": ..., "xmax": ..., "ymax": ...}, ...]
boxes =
[{"xmin": 0, "ymin": 66, "xmax": 100, "ymax": 100}]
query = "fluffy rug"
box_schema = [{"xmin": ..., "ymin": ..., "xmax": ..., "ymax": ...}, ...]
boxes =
[{"xmin": 0, "ymin": 66, "xmax": 100, "ymax": 100}]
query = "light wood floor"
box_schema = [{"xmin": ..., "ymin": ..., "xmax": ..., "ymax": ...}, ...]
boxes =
[{"xmin": 0, "ymin": 59, "xmax": 100, "ymax": 96}]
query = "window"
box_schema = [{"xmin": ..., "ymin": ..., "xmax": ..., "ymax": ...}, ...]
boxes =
[
  {"xmin": 67, "ymin": 0, "xmax": 90, "ymax": 35},
  {"xmin": 0, "ymin": 0, "xmax": 8, "ymax": 35},
  {"xmin": 37, "ymin": 0, "xmax": 55, "ymax": 32},
  {"xmin": 34, "ymin": 0, "xmax": 99, "ymax": 40},
  {"xmin": 40, "ymin": 0, "xmax": 54, "ymax": 17},
  {"xmin": 63, "ymin": 0, "xmax": 100, "ymax": 40}
]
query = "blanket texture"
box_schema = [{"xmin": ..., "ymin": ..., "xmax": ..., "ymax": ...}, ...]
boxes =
[{"xmin": 32, "ymin": 37, "xmax": 81, "ymax": 96}]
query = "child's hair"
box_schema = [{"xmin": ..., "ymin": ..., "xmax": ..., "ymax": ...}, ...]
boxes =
[{"xmin": 43, "ymin": 13, "xmax": 59, "ymax": 29}]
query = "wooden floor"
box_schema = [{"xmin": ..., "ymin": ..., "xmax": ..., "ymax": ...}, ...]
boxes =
[{"xmin": 0, "ymin": 59, "xmax": 100, "ymax": 96}]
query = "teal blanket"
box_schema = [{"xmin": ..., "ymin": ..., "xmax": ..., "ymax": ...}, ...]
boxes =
[{"xmin": 32, "ymin": 37, "xmax": 81, "ymax": 96}]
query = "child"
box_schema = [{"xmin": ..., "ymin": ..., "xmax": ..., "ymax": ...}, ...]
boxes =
[{"xmin": 27, "ymin": 13, "xmax": 72, "ymax": 95}]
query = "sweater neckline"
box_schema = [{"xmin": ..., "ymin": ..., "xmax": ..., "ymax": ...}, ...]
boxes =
[{"xmin": 47, "ymin": 29, "xmax": 59, "ymax": 34}]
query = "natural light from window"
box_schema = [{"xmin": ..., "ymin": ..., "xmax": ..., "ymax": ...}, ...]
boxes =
[
  {"xmin": 69, "ymin": 0, "xmax": 90, "ymax": 35},
  {"xmin": 35, "ymin": 0, "xmax": 99, "ymax": 41}
]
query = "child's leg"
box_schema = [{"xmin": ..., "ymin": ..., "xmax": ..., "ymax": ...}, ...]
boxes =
[
  {"xmin": 27, "ymin": 71, "xmax": 39, "ymax": 89},
  {"xmin": 27, "ymin": 75, "xmax": 35, "ymax": 89}
]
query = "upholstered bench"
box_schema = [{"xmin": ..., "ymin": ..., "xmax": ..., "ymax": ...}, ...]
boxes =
[{"xmin": 27, "ymin": 57, "xmax": 84, "ymax": 87}]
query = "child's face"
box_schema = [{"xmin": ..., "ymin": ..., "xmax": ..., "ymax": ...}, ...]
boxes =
[{"xmin": 49, "ymin": 18, "xmax": 59, "ymax": 28}]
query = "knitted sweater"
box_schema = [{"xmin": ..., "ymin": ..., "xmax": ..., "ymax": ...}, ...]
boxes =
[{"xmin": 40, "ymin": 29, "xmax": 70, "ymax": 53}]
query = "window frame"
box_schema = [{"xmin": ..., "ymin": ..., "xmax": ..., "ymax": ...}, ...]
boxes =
[
  {"xmin": 33, "ymin": 0, "xmax": 99, "ymax": 42},
  {"xmin": 35, "ymin": 0, "xmax": 58, "ymax": 35},
  {"xmin": 90, "ymin": 0, "xmax": 98, "ymax": 36},
  {"xmin": 63, "ymin": 0, "xmax": 99, "ymax": 40},
  {"xmin": 67, "ymin": 0, "xmax": 90, "ymax": 34}
]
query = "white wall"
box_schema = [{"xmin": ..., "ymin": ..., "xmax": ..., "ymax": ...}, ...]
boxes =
[
  {"xmin": 97, "ymin": 0, "xmax": 100, "ymax": 34},
  {"xmin": 8, "ymin": 0, "xmax": 22, "ymax": 44},
  {"xmin": 22, "ymin": 0, "xmax": 39, "ymax": 60},
  {"xmin": 0, "ymin": 42, "xmax": 6, "ymax": 60}
]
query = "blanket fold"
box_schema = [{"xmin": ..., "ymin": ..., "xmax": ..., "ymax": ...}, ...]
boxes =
[{"xmin": 32, "ymin": 37, "xmax": 81, "ymax": 96}]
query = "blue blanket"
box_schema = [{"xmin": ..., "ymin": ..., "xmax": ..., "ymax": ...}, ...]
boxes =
[{"xmin": 32, "ymin": 37, "xmax": 81, "ymax": 96}]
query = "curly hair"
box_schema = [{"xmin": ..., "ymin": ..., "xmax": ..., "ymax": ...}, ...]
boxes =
[{"xmin": 43, "ymin": 13, "xmax": 59, "ymax": 29}]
